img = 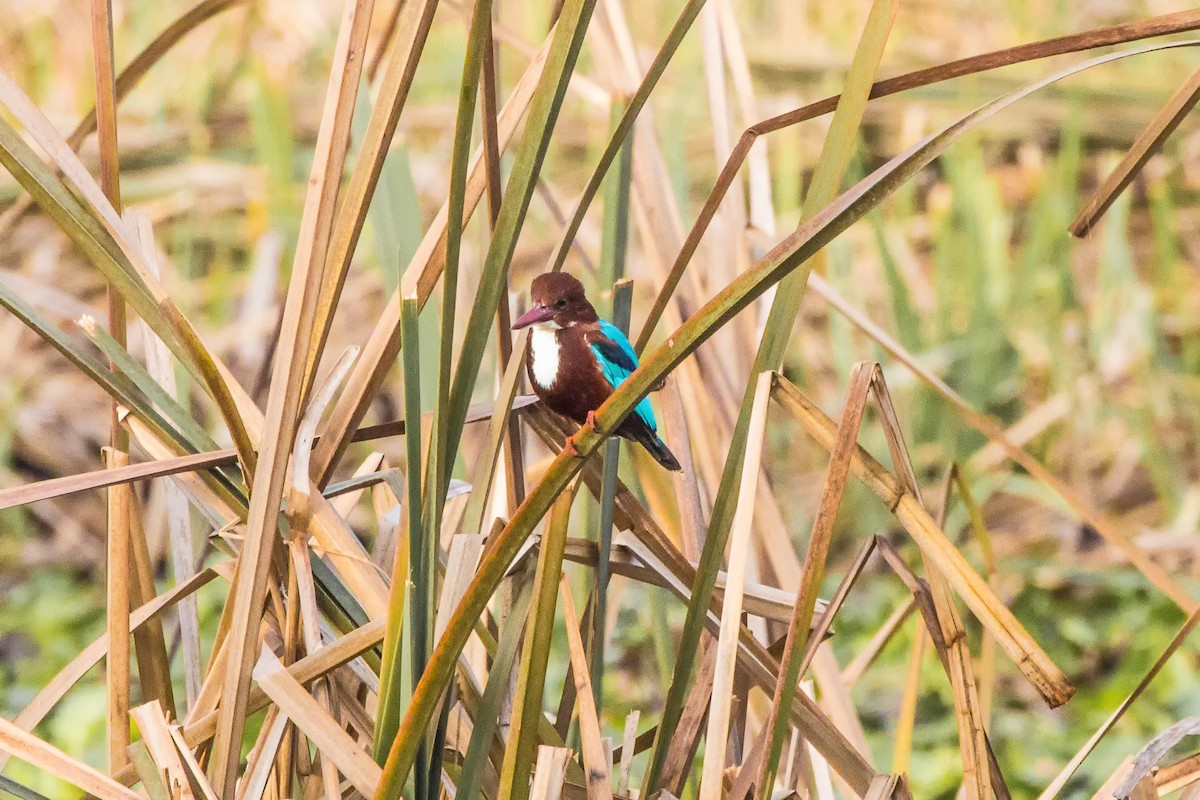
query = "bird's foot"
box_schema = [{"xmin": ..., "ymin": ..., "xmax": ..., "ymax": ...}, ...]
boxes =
[
  {"xmin": 563, "ymin": 436, "xmax": 583, "ymax": 458},
  {"xmin": 585, "ymin": 409, "xmax": 602, "ymax": 433}
]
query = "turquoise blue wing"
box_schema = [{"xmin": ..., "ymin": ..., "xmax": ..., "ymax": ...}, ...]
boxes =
[{"xmin": 590, "ymin": 321, "xmax": 657, "ymax": 431}]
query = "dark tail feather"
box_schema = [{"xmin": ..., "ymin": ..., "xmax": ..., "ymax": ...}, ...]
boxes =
[{"xmin": 640, "ymin": 432, "xmax": 682, "ymax": 471}]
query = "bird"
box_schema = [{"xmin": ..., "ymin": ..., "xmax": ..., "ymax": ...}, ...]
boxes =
[{"xmin": 512, "ymin": 272, "xmax": 682, "ymax": 471}]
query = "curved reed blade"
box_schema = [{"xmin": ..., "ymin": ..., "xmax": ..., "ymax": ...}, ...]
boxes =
[
  {"xmin": 646, "ymin": 1, "xmax": 897, "ymax": 788},
  {"xmin": 304, "ymin": 0, "xmax": 441, "ymax": 390},
  {"xmin": 0, "ymin": 70, "xmax": 258, "ymax": 471},
  {"xmin": 0, "ymin": 0, "xmax": 247, "ymax": 239},
  {"xmin": 635, "ymin": 10, "xmax": 1200, "ymax": 351},
  {"xmin": 369, "ymin": 47, "xmax": 1188, "ymax": 795},
  {"xmin": 0, "ymin": 717, "xmax": 141, "ymax": 800}
]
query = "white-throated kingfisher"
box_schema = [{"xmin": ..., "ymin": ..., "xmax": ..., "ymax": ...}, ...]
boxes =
[{"xmin": 512, "ymin": 272, "xmax": 682, "ymax": 471}]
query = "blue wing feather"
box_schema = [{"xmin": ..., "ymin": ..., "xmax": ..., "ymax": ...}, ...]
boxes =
[{"xmin": 590, "ymin": 321, "xmax": 657, "ymax": 431}]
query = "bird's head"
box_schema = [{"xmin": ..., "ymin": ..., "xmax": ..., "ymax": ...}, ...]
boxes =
[{"xmin": 512, "ymin": 272, "xmax": 598, "ymax": 330}]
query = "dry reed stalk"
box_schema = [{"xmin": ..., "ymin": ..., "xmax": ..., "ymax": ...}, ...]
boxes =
[
  {"xmin": 921, "ymin": 475, "xmax": 992, "ymax": 800},
  {"xmin": 128, "ymin": 209, "xmax": 203, "ymax": 710},
  {"xmin": 207, "ymin": 0, "xmax": 377, "ymax": 763},
  {"xmin": 558, "ymin": 577, "xmax": 614, "ymax": 800},
  {"xmin": 863, "ymin": 774, "xmax": 912, "ymax": 800},
  {"xmin": 0, "ymin": 399, "xmax": 532, "ymax": 512},
  {"xmin": 310, "ymin": 32, "xmax": 554, "ymax": 484},
  {"xmin": 616, "ymin": 712, "xmax": 638, "ymax": 797},
  {"xmin": 235, "ymin": 707, "xmax": 287, "ymax": 800},
  {"xmin": 698, "ymin": 372, "xmax": 773, "ymax": 800},
  {"xmin": 526, "ymin": 410, "xmax": 874, "ymax": 791},
  {"xmin": 303, "ymin": 0, "xmax": 441, "ymax": 393},
  {"xmin": 806, "ymin": 271, "xmax": 1197, "ymax": 612},
  {"xmin": 126, "ymin": 497, "xmax": 179, "ymax": 720},
  {"xmin": 1071, "ymin": 64, "xmax": 1200, "ymax": 236},
  {"xmin": 0, "ymin": 566, "xmax": 222, "ymax": 773},
  {"xmin": 254, "ymin": 649, "xmax": 383, "ymax": 796},
  {"xmin": 530, "ymin": 747, "xmax": 572, "ymax": 800},
  {"xmin": 754, "ymin": 363, "xmax": 872, "ymax": 796},
  {"xmin": 104, "ymin": 447, "xmax": 132, "ymax": 773},
  {"xmin": 771, "ymin": 374, "xmax": 1074, "ymax": 707},
  {"xmin": 130, "ymin": 701, "xmax": 195, "ymax": 800},
  {"xmin": 0, "ymin": 716, "xmax": 141, "ymax": 800}
]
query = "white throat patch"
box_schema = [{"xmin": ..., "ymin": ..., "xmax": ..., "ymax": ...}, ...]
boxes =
[{"xmin": 529, "ymin": 324, "xmax": 561, "ymax": 389}]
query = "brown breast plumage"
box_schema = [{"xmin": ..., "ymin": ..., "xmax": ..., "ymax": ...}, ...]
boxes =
[{"xmin": 526, "ymin": 325, "xmax": 612, "ymax": 425}]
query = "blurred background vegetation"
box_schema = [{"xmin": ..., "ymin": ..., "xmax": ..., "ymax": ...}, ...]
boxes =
[{"xmin": 2, "ymin": 0, "xmax": 1200, "ymax": 798}]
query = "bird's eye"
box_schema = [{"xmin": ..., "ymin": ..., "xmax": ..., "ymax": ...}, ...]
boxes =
[{"xmin": 556, "ymin": 299, "xmax": 567, "ymax": 308}]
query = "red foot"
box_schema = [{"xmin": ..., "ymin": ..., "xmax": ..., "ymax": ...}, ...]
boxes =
[
  {"xmin": 563, "ymin": 436, "xmax": 582, "ymax": 458},
  {"xmin": 585, "ymin": 409, "xmax": 601, "ymax": 432}
]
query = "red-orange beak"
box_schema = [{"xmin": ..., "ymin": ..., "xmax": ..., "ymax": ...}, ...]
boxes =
[{"xmin": 512, "ymin": 303, "xmax": 555, "ymax": 329}]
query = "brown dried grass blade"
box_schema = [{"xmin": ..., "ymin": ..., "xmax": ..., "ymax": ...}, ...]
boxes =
[
  {"xmin": 770, "ymin": 373, "xmax": 1074, "ymax": 708},
  {"xmin": 873, "ymin": 536, "xmax": 1008, "ymax": 799},
  {"xmin": 103, "ymin": 447, "xmax": 132, "ymax": 774},
  {"xmin": 254, "ymin": 649, "xmax": 382, "ymax": 796},
  {"xmin": 1155, "ymin": 752, "xmax": 1200, "ymax": 796},
  {"xmin": 129, "ymin": 209, "xmax": 203, "ymax": 711},
  {"xmin": 558, "ymin": 577, "xmax": 614, "ymax": 800},
  {"xmin": 755, "ymin": 363, "xmax": 873, "ymax": 796},
  {"xmin": 922, "ymin": 474, "xmax": 992, "ymax": 800},
  {"xmin": 637, "ymin": 12, "xmax": 1200, "ymax": 350},
  {"xmin": 0, "ymin": 566, "xmax": 221, "ymax": 773},
  {"xmin": 560, "ymin": 535, "xmax": 822, "ymax": 624},
  {"xmin": 0, "ymin": 399, "xmax": 532, "ymax": 512},
  {"xmin": 152, "ymin": 619, "xmax": 386, "ymax": 780},
  {"xmin": 725, "ymin": 548, "xmax": 877, "ymax": 799},
  {"xmin": 0, "ymin": 716, "xmax": 141, "ymax": 800},
  {"xmin": 130, "ymin": 701, "xmax": 195, "ymax": 800},
  {"xmin": 1038, "ymin": 605, "xmax": 1200, "ymax": 799},
  {"xmin": 310, "ymin": 32, "xmax": 553, "ymax": 485},
  {"xmin": 235, "ymin": 707, "xmax": 287, "ymax": 800},
  {"xmin": 659, "ymin": 635, "xmax": 717, "ymax": 795},
  {"xmin": 801, "ymin": 538, "xmax": 876, "ymax": 673},
  {"xmin": 127, "ymin": 499, "xmax": 179, "ymax": 720},
  {"xmin": 1070, "ymin": 64, "xmax": 1200, "ymax": 236},
  {"xmin": 0, "ymin": 65, "xmax": 258, "ymax": 474},
  {"xmin": 304, "ymin": 0, "xmax": 440, "ymax": 390},
  {"xmin": 698, "ymin": 372, "xmax": 772, "ymax": 800},
  {"xmin": 807, "ymin": 271, "xmax": 1197, "ymax": 613},
  {"xmin": 89, "ymin": 0, "xmax": 126, "ymax": 436},
  {"xmin": 527, "ymin": 411, "xmax": 871, "ymax": 789},
  {"xmin": 166, "ymin": 723, "xmax": 220, "ymax": 800},
  {"xmin": 209, "ymin": 0, "xmax": 380, "ymax": 763}
]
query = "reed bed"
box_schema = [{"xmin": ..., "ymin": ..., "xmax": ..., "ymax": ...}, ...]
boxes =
[{"xmin": 1, "ymin": 0, "xmax": 1200, "ymax": 798}]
